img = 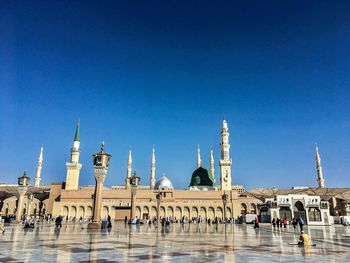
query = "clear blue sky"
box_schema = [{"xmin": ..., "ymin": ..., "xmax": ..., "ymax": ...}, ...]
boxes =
[{"xmin": 1, "ymin": 1, "xmax": 349, "ymax": 190}]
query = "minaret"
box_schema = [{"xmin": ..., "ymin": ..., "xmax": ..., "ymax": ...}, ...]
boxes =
[
  {"xmin": 34, "ymin": 146, "xmax": 43, "ymax": 187},
  {"xmin": 150, "ymin": 146, "xmax": 156, "ymax": 190},
  {"xmin": 219, "ymin": 119, "xmax": 232, "ymax": 190},
  {"xmin": 65, "ymin": 120, "xmax": 82, "ymax": 190},
  {"xmin": 197, "ymin": 145, "xmax": 202, "ymax": 168},
  {"xmin": 125, "ymin": 148, "xmax": 132, "ymax": 189},
  {"xmin": 315, "ymin": 144, "xmax": 325, "ymax": 188},
  {"xmin": 210, "ymin": 146, "xmax": 215, "ymax": 179}
]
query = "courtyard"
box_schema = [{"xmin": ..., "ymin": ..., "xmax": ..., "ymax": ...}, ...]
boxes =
[{"xmin": 0, "ymin": 222, "xmax": 349, "ymax": 262}]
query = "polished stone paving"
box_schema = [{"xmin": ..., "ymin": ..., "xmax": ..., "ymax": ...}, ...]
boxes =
[{"xmin": 0, "ymin": 222, "xmax": 350, "ymax": 262}]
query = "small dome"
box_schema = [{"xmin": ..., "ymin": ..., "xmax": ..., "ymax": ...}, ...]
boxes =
[{"xmin": 155, "ymin": 176, "xmax": 174, "ymax": 190}]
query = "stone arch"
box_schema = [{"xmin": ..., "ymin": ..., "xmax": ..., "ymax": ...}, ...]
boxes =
[
  {"xmin": 175, "ymin": 206, "xmax": 182, "ymax": 219},
  {"xmin": 167, "ymin": 206, "xmax": 174, "ymax": 218},
  {"xmin": 62, "ymin": 206, "xmax": 69, "ymax": 219},
  {"xmin": 70, "ymin": 206, "xmax": 77, "ymax": 220},
  {"xmin": 151, "ymin": 206, "xmax": 157, "ymax": 218},
  {"xmin": 183, "ymin": 206, "xmax": 190, "ymax": 219},
  {"xmin": 86, "ymin": 206, "xmax": 93, "ymax": 218},
  {"xmin": 208, "ymin": 207, "xmax": 215, "ymax": 219},
  {"xmin": 191, "ymin": 207, "xmax": 198, "ymax": 218},
  {"xmin": 241, "ymin": 203, "xmax": 247, "ymax": 215},
  {"xmin": 199, "ymin": 207, "xmax": 206, "ymax": 219},
  {"xmin": 160, "ymin": 206, "xmax": 166, "ymax": 217},
  {"xmin": 226, "ymin": 207, "xmax": 232, "ymax": 218},
  {"xmin": 135, "ymin": 206, "xmax": 141, "ymax": 218},
  {"xmin": 251, "ymin": 203, "xmax": 257, "ymax": 214},
  {"xmin": 102, "ymin": 206, "xmax": 109, "ymax": 219},
  {"xmin": 142, "ymin": 206, "xmax": 150, "ymax": 219},
  {"xmin": 78, "ymin": 206, "xmax": 85, "ymax": 219},
  {"xmin": 216, "ymin": 207, "xmax": 223, "ymax": 219}
]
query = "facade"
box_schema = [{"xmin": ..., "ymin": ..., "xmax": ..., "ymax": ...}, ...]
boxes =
[{"xmin": 1, "ymin": 119, "xmax": 349, "ymax": 225}]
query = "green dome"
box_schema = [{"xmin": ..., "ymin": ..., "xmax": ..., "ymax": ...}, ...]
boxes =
[{"xmin": 189, "ymin": 167, "xmax": 215, "ymax": 187}]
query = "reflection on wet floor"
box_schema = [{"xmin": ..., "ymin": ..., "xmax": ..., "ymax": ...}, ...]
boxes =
[{"xmin": 0, "ymin": 222, "xmax": 350, "ymax": 262}]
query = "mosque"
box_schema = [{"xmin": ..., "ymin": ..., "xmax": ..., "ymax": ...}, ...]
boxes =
[{"xmin": 0, "ymin": 119, "xmax": 349, "ymax": 225}]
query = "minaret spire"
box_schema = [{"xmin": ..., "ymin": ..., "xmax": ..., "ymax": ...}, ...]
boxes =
[
  {"xmin": 125, "ymin": 147, "xmax": 132, "ymax": 189},
  {"xmin": 315, "ymin": 144, "xmax": 325, "ymax": 188},
  {"xmin": 210, "ymin": 146, "xmax": 215, "ymax": 180},
  {"xmin": 150, "ymin": 145, "xmax": 156, "ymax": 190},
  {"xmin": 34, "ymin": 146, "xmax": 43, "ymax": 187},
  {"xmin": 65, "ymin": 120, "xmax": 82, "ymax": 190},
  {"xmin": 197, "ymin": 145, "xmax": 202, "ymax": 168},
  {"xmin": 219, "ymin": 118, "xmax": 232, "ymax": 190}
]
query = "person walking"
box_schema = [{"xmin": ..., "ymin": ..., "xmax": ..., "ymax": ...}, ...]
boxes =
[
  {"xmin": 276, "ymin": 218, "xmax": 280, "ymax": 228},
  {"xmin": 292, "ymin": 218, "xmax": 297, "ymax": 228},
  {"xmin": 298, "ymin": 217, "xmax": 304, "ymax": 231},
  {"xmin": 254, "ymin": 216, "xmax": 259, "ymax": 229},
  {"xmin": 283, "ymin": 217, "xmax": 287, "ymax": 228},
  {"xmin": 272, "ymin": 218, "xmax": 276, "ymax": 228}
]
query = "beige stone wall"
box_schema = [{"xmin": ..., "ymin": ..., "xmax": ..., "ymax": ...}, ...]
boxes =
[{"xmin": 50, "ymin": 188, "xmax": 262, "ymax": 221}]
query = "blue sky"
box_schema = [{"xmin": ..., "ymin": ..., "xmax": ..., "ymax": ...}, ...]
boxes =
[{"xmin": 1, "ymin": 1, "xmax": 349, "ymax": 190}]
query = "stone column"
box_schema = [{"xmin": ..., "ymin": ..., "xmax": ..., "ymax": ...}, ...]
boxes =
[
  {"xmin": 14, "ymin": 187, "xmax": 27, "ymax": 223},
  {"xmin": 130, "ymin": 191, "xmax": 136, "ymax": 219},
  {"xmin": 88, "ymin": 169, "xmax": 107, "ymax": 229}
]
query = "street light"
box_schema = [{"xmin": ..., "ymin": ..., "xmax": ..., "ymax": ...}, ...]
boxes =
[
  {"xmin": 222, "ymin": 191, "xmax": 228, "ymax": 223},
  {"xmin": 156, "ymin": 193, "xmax": 162, "ymax": 226},
  {"xmin": 129, "ymin": 170, "xmax": 140, "ymax": 220}
]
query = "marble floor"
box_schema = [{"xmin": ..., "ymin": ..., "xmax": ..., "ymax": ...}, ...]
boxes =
[{"xmin": 0, "ymin": 222, "xmax": 350, "ymax": 262}]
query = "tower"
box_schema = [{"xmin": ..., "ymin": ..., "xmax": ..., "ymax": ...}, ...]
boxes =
[
  {"xmin": 65, "ymin": 120, "xmax": 82, "ymax": 190},
  {"xmin": 125, "ymin": 148, "xmax": 132, "ymax": 189},
  {"xmin": 210, "ymin": 147, "xmax": 215, "ymax": 183},
  {"xmin": 150, "ymin": 146, "xmax": 156, "ymax": 190},
  {"xmin": 197, "ymin": 145, "xmax": 202, "ymax": 168},
  {"xmin": 34, "ymin": 146, "xmax": 43, "ymax": 187},
  {"xmin": 219, "ymin": 119, "xmax": 232, "ymax": 190},
  {"xmin": 315, "ymin": 144, "xmax": 325, "ymax": 188}
]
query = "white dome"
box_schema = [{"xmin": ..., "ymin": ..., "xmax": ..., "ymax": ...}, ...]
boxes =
[{"xmin": 155, "ymin": 176, "xmax": 173, "ymax": 190}]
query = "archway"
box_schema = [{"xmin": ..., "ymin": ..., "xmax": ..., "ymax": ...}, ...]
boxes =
[
  {"xmin": 78, "ymin": 206, "xmax": 85, "ymax": 219},
  {"xmin": 151, "ymin": 206, "xmax": 157, "ymax": 218},
  {"xmin": 241, "ymin": 203, "xmax": 247, "ymax": 215},
  {"xmin": 86, "ymin": 206, "xmax": 93, "ymax": 219},
  {"xmin": 167, "ymin": 207, "xmax": 174, "ymax": 218},
  {"xmin": 199, "ymin": 207, "xmax": 206, "ymax": 219},
  {"xmin": 142, "ymin": 206, "xmax": 149, "ymax": 220},
  {"xmin": 62, "ymin": 206, "xmax": 69, "ymax": 220},
  {"xmin": 208, "ymin": 207, "xmax": 215, "ymax": 220},
  {"xmin": 135, "ymin": 206, "xmax": 141, "ymax": 218},
  {"xmin": 216, "ymin": 207, "xmax": 223, "ymax": 219},
  {"xmin": 183, "ymin": 207, "xmax": 190, "ymax": 219},
  {"xmin": 294, "ymin": 201, "xmax": 307, "ymax": 223},
  {"xmin": 250, "ymin": 204, "xmax": 257, "ymax": 214},
  {"xmin": 160, "ymin": 206, "xmax": 166, "ymax": 217},
  {"xmin": 226, "ymin": 207, "xmax": 232, "ymax": 218},
  {"xmin": 191, "ymin": 207, "xmax": 198, "ymax": 218},
  {"xmin": 175, "ymin": 206, "xmax": 182, "ymax": 219}
]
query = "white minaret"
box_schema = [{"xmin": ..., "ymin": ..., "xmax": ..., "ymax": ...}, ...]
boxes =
[
  {"xmin": 125, "ymin": 148, "xmax": 132, "ymax": 189},
  {"xmin": 210, "ymin": 146, "xmax": 215, "ymax": 179},
  {"xmin": 65, "ymin": 120, "xmax": 82, "ymax": 190},
  {"xmin": 197, "ymin": 145, "xmax": 202, "ymax": 168},
  {"xmin": 219, "ymin": 119, "xmax": 232, "ymax": 190},
  {"xmin": 150, "ymin": 146, "xmax": 156, "ymax": 190},
  {"xmin": 34, "ymin": 146, "xmax": 43, "ymax": 187},
  {"xmin": 316, "ymin": 144, "xmax": 325, "ymax": 188}
]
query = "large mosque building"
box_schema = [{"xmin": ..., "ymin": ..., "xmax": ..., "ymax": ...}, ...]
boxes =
[{"xmin": 1, "ymin": 119, "xmax": 350, "ymax": 225}]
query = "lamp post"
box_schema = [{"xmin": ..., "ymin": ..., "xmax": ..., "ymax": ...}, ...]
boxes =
[
  {"xmin": 14, "ymin": 171, "xmax": 30, "ymax": 223},
  {"xmin": 88, "ymin": 143, "xmax": 111, "ymax": 229},
  {"xmin": 129, "ymin": 170, "xmax": 140, "ymax": 220},
  {"xmin": 222, "ymin": 191, "xmax": 228, "ymax": 223},
  {"xmin": 156, "ymin": 193, "xmax": 162, "ymax": 226}
]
